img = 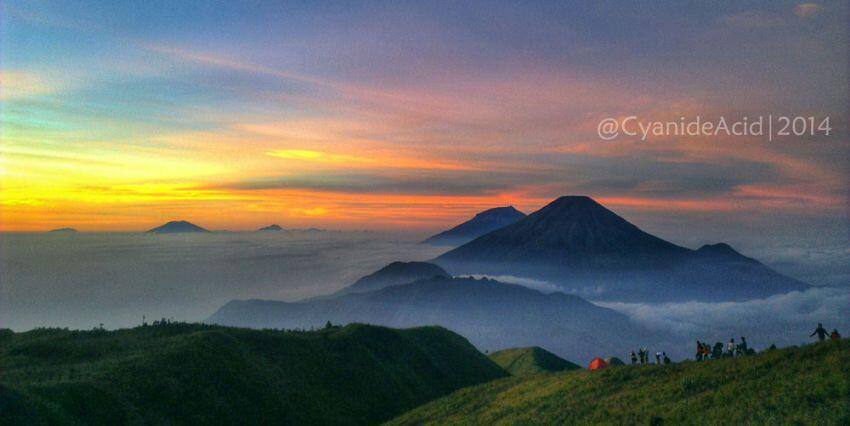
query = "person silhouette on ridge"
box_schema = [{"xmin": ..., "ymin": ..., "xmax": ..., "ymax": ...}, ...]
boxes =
[{"xmin": 810, "ymin": 323, "xmax": 828, "ymax": 341}]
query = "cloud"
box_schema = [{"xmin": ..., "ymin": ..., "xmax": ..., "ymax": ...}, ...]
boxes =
[
  {"xmin": 211, "ymin": 171, "xmax": 523, "ymax": 196},
  {"xmin": 597, "ymin": 287, "xmax": 850, "ymax": 348},
  {"xmin": 0, "ymin": 71, "xmax": 56, "ymax": 100},
  {"xmin": 462, "ymin": 274, "xmax": 562, "ymax": 293},
  {"xmin": 795, "ymin": 3, "xmax": 824, "ymax": 18}
]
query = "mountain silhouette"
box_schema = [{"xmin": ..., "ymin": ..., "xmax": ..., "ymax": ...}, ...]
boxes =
[
  {"xmin": 208, "ymin": 276, "xmax": 660, "ymax": 365},
  {"xmin": 336, "ymin": 261, "xmax": 450, "ymax": 295},
  {"xmin": 258, "ymin": 224, "xmax": 283, "ymax": 232},
  {"xmin": 435, "ymin": 196, "xmax": 808, "ymax": 302},
  {"xmin": 147, "ymin": 220, "xmax": 210, "ymax": 233},
  {"xmin": 47, "ymin": 228, "xmax": 78, "ymax": 233},
  {"xmin": 424, "ymin": 206, "xmax": 526, "ymax": 246}
]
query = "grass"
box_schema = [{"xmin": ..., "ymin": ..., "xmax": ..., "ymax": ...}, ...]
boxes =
[
  {"xmin": 389, "ymin": 339, "xmax": 850, "ymax": 425},
  {"xmin": 0, "ymin": 323, "xmax": 506, "ymax": 425},
  {"xmin": 489, "ymin": 347, "xmax": 580, "ymax": 376}
]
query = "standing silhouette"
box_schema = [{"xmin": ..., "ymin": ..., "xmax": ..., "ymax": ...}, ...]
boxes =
[{"xmin": 810, "ymin": 323, "xmax": 828, "ymax": 341}]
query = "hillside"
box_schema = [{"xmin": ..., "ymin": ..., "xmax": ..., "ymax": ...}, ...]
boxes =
[
  {"xmin": 0, "ymin": 323, "xmax": 505, "ymax": 425},
  {"xmin": 489, "ymin": 347, "xmax": 580, "ymax": 376},
  {"xmin": 424, "ymin": 206, "xmax": 526, "ymax": 246},
  {"xmin": 435, "ymin": 196, "xmax": 809, "ymax": 302},
  {"xmin": 389, "ymin": 340, "xmax": 850, "ymax": 425},
  {"xmin": 209, "ymin": 276, "xmax": 660, "ymax": 365}
]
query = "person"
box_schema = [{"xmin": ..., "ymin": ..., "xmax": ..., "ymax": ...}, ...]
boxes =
[
  {"xmin": 630, "ymin": 350, "xmax": 638, "ymax": 364},
  {"xmin": 663, "ymin": 352, "xmax": 671, "ymax": 365},
  {"xmin": 655, "ymin": 351, "xmax": 662, "ymax": 365},
  {"xmin": 810, "ymin": 323, "xmax": 829, "ymax": 341},
  {"xmin": 831, "ymin": 329, "xmax": 841, "ymax": 340},
  {"xmin": 695, "ymin": 340, "xmax": 703, "ymax": 361},
  {"xmin": 727, "ymin": 338, "xmax": 736, "ymax": 357},
  {"xmin": 712, "ymin": 342, "xmax": 724, "ymax": 359},
  {"xmin": 739, "ymin": 337, "xmax": 748, "ymax": 355}
]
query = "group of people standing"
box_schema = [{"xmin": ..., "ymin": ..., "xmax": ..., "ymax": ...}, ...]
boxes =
[
  {"xmin": 630, "ymin": 347, "xmax": 670, "ymax": 365},
  {"xmin": 624, "ymin": 323, "xmax": 841, "ymax": 367},
  {"xmin": 695, "ymin": 336, "xmax": 751, "ymax": 361}
]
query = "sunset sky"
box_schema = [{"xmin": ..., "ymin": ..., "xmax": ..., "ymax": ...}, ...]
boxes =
[{"xmin": 1, "ymin": 1, "xmax": 847, "ymax": 245}]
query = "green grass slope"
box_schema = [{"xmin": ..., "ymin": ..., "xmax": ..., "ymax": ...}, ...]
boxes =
[
  {"xmin": 489, "ymin": 347, "xmax": 580, "ymax": 376},
  {"xmin": 390, "ymin": 340, "xmax": 850, "ymax": 425},
  {"xmin": 0, "ymin": 323, "xmax": 506, "ymax": 425}
]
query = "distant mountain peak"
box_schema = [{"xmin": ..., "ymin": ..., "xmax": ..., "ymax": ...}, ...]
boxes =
[
  {"xmin": 147, "ymin": 220, "xmax": 209, "ymax": 233},
  {"xmin": 258, "ymin": 224, "xmax": 283, "ymax": 231},
  {"xmin": 696, "ymin": 243, "xmax": 758, "ymax": 263},
  {"xmin": 474, "ymin": 206, "xmax": 523, "ymax": 218},
  {"xmin": 47, "ymin": 227, "xmax": 78, "ymax": 233},
  {"xmin": 336, "ymin": 261, "xmax": 450, "ymax": 295},
  {"xmin": 423, "ymin": 205, "xmax": 526, "ymax": 246}
]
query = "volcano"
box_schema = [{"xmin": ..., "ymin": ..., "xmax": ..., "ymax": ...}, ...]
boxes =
[{"xmin": 434, "ymin": 196, "xmax": 809, "ymax": 302}]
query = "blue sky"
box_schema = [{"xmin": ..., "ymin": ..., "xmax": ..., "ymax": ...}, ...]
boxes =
[{"xmin": 0, "ymin": 0, "xmax": 847, "ymax": 251}]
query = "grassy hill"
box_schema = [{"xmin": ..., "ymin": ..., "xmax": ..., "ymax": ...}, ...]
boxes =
[
  {"xmin": 489, "ymin": 347, "xmax": 580, "ymax": 376},
  {"xmin": 390, "ymin": 339, "xmax": 850, "ymax": 425},
  {"xmin": 0, "ymin": 323, "xmax": 506, "ymax": 425}
]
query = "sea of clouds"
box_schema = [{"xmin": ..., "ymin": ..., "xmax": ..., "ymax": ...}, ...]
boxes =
[{"xmin": 1, "ymin": 231, "xmax": 846, "ymax": 357}]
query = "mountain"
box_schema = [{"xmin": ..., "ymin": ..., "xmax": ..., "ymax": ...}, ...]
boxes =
[
  {"xmin": 47, "ymin": 227, "xmax": 77, "ymax": 233},
  {"xmin": 257, "ymin": 224, "xmax": 283, "ymax": 231},
  {"xmin": 147, "ymin": 220, "xmax": 210, "ymax": 233},
  {"xmin": 389, "ymin": 340, "xmax": 850, "ymax": 425},
  {"xmin": 489, "ymin": 347, "xmax": 580, "ymax": 376},
  {"xmin": 435, "ymin": 196, "xmax": 809, "ymax": 302},
  {"xmin": 424, "ymin": 206, "xmax": 526, "ymax": 246},
  {"xmin": 335, "ymin": 261, "xmax": 450, "ymax": 295},
  {"xmin": 0, "ymin": 323, "xmax": 505, "ymax": 425},
  {"xmin": 208, "ymin": 276, "xmax": 661, "ymax": 365}
]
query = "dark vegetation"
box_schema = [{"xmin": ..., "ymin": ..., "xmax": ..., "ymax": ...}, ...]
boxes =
[{"xmin": 0, "ymin": 323, "xmax": 505, "ymax": 425}]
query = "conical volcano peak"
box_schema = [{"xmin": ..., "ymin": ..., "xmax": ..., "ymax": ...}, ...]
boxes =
[
  {"xmin": 524, "ymin": 195, "xmax": 632, "ymax": 230},
  {"xmin": 436, "ymin": 195, "xmax": 690, "ymax": 268},
  {"xmin": 537, "ymin": 196, "xmax": 609, "ymax": 215}
]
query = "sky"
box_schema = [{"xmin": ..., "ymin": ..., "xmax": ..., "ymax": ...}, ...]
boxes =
[{"xmin": 1, "ymin": 1, "xmax": 847, "ymax": 248}]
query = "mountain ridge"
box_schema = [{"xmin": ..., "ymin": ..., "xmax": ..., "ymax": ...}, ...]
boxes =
[{"xmin": 208, "ymin": 275, "xmax": 660, "ymax": 364}]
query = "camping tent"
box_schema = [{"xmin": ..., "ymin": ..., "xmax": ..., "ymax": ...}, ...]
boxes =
[{"xmin": 589, "ymin": 357, "xmax": 608, "ymax": 370}]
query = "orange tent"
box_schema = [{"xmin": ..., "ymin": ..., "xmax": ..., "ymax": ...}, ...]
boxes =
[{"xmin": 589, "ymin": 357, "xmax": 608, "ymax": 370}]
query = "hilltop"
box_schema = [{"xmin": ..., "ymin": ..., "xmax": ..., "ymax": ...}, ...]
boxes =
[
  {"xmin": 489, "ymin": 347, "xmax": 580, "ymax": 376},
  {"xmin": 435, "ymin": 195, "xmax": 809, "ymax": 302},
  {"xmin": 389, "ymin": 340, "xmax": 850, "ymax": 425},
  {"xmin": 147, "ymin": 220, "xmax": 209, "ymax": 233},
  {"xmin": 424, "ymin": 206, "xmax": 526, "ymax": 246},
  {"xmin": 0, "ymin": 323, "xmax": 505, "ymax": 425},
  {"xmin": 257, "ymin": 224, "xmax": 283, "ymax": 231}
]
